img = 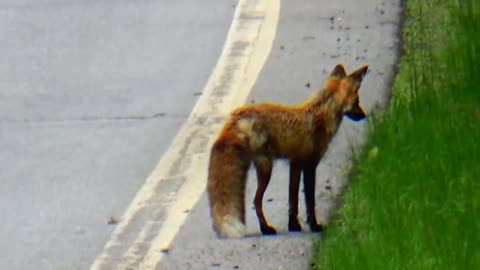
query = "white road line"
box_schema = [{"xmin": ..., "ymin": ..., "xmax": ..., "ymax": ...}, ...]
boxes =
[{"xmin": 89, "ymin": 0, "xmax": 280, "ymax": 269}]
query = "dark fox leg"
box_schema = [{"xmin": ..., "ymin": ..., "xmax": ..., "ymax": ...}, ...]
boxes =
[
  {"xmin": 303, "ymin": 163, "xmax": 324, "ymax": 232},
  {"xmin": 288, "ymin": 161, "xmax": 302, "ymax": 232},
  {"xmin": 253, "ymin": 156, "xmax": 276, "ymax": 235}
]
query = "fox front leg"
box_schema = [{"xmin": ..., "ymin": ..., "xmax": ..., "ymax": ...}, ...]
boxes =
[
  {"xmin": 288, "ymin": 161, "xmax": 302, "ymax": 232},
  {"xmin": 303, "ymin": 163, "xmax": 324, "ymax": 233}
]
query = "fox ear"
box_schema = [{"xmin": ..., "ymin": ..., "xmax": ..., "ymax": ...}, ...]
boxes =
[
  {"xmin": 330, "ymin": 64, "xmax": 347, "ymax": 78},
  {"xmin": 349, "ymin": 65, "xmax": 369, "ymax": 82}
]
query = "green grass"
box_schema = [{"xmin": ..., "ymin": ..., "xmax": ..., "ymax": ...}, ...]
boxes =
[{"xmin": 312, "ymin": 0, "xmax": 480, "ymax": 269}]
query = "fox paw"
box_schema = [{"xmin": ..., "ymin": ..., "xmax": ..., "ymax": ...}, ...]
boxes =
[
  {"xmin": 261, "ymin": 225, "xmax": 277, "ymax": 235},
  {"xmin": 309, "ymin": 223, "xmax": 325, "ymax": 233},
  {"xmin": 288, "ymin": 218, "xmax": 302, "ymax": 232},
  {"xmin": 307, "ymin": 216, "xmax": 325, "ymax": 233}
]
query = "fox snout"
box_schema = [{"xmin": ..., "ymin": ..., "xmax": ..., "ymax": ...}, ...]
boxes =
[{"xmin": 345, "ymin": 105, "xmax": 366, "ymax": 121}]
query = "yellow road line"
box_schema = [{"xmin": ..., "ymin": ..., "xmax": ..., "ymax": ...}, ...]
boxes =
[{"xmin": 90, "ymin": 0, "xmax": 280, "ymax": 269}]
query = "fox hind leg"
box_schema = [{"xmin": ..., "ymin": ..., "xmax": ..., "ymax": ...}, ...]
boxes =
[{"xmin": 253, "ymin": 156, "xmax": 277, "ymax": 235}]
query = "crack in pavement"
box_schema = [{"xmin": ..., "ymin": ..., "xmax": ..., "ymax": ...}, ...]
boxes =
[{"xmin": 0, "ymin": 112, "xmax": 188, "ymax": 124}]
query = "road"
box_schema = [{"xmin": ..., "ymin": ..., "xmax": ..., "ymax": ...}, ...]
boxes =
[
  {"xmin": 0, "ymin": 0, "xmax": 403, "ymax": 269},
  {"xmin": 0, "ymin": 1, "xmax": 234, "ymax": 270}
]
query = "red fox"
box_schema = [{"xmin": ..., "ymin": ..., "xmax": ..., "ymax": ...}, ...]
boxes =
[{"xmin": 207, "ymin": 64, "xmax": 369, "ymax": 238}]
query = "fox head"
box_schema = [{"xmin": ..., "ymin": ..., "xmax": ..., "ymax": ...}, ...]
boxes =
[{"xmin": 328, "ymin": 64, "xmax": 369, "ymax": 121}]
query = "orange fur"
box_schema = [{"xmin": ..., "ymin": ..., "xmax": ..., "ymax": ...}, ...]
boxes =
[{"xmin": 207, "ymin": 64, "xmax": 369, "ymax": 238}]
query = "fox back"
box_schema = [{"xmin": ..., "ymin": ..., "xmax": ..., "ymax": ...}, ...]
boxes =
[{"xmin": 217, "ymin": 63, "xmax": 368, "ymax": 161}]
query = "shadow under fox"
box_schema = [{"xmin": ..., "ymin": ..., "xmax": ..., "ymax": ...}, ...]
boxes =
[{"xmin": 207, "ymin": 64, "xmax": 369, "ymax": 238}]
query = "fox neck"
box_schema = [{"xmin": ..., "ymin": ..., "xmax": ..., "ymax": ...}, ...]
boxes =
[{"xmin": 301, "ymin": 88, "xmax": 345, "ymax": 134}]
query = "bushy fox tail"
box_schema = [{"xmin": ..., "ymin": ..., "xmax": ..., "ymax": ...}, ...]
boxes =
[{"xmin": 207, "ymin": 135, "xmax": 250, "ymax": 238}]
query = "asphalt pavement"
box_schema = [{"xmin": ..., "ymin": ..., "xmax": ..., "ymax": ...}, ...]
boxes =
[{"xmin": 0, "ymin": 1, "xmax": 234, "ymax": 269}]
